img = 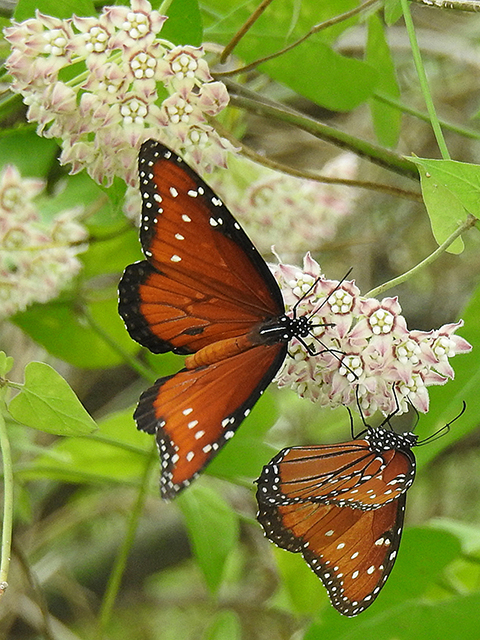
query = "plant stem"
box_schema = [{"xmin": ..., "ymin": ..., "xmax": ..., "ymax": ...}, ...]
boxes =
[
  {"xmin": 374, "ymin": 92, "xmax": 480, "ymax": 141},
  {"xmin": 97, "ymin": 444, "xmax": 157, "ymax": 639},
  {"xmin": 224, "ymin": 80, "xmax": 419, "ymax": 179},
  {"xmin": 0, "ymin": 391, "xmax": 14, "ymax": 599},
  {"xmin": 400, "ymin": 0, "xmax": 450, "ymax": 159},
  {"xmin": 220, "ymin": 0, "xmax": 275, "ymax": 63},
  {"xmin": 215, "ymin": 124, "xmax": 423, "ymax": 201},
  {"xmin": 366, "ymin": 214, "xmax": 478, "ymax": 298}
]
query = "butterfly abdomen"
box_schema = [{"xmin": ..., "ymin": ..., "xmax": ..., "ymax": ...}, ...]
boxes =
[{"xmin": 184, "ymin": 334, "xmax": 254, "ymax": 368}]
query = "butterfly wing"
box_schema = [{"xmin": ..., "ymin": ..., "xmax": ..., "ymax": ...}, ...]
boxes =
[
  {"xmin": 257, "ymin": 494, "xmax": 406, "ymax": 616},
  {"xmin": 257, "ymin": 440, "xmax": 415, "ymax": 508},
  {"xmin": 135, "ymin": 342, "xmax": 287, "ymax": 499},
  {"xmin": 118, "ymin": 140, "xmax": 284, "ymax": 355}
]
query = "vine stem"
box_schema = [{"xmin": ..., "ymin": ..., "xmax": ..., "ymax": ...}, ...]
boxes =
[
  {"xmin": 0, "ymin": 389, "xmax": 14, "ymax": 599},
  {"xmin": 97, "ymin": 444, "xmax": 157, "ymax": 639},
  {"xmin": 400, "ymin": 0, "xmax": 451, "ymax": 159},
  {"xmin": 366, "ymin": 214, "xmax": 478, "ymax": 298}
]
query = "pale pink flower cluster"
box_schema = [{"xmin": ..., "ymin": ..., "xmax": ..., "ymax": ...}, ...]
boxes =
[
  {"xmin": 207, "ymin": 153, "xmax": 359, "ymax": 256},
  {"xmin": 273, "ymin": 253, "xmax": 471, "ymax": 416},
  {"xmin": 0, "ymin": 165, "xmax": 87, "ymax": 318},
  {"xmin": 4, "ymin": 0, "xmax": 234, "ymax": 187}
]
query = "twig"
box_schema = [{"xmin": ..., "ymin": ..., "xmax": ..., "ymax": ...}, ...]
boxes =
[
  {"xmin": 220, "ymin": 0, "xmax": 275, "ymax": 63},
  {"xmin": 217, "ymin": 0, "xmax": 379, "ymax": 76},
  {"xmin": 223, "ymin": 79, "xmax": 419, "ymax": 180},
  {"xmin": 215, "ymin": 125, "xmax": 423, "ymax": 202}
]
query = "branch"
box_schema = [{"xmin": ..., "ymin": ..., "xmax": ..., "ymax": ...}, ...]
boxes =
[{"xmin": 222, "ymin": 79, "xmax": 419, "ymax": 180}]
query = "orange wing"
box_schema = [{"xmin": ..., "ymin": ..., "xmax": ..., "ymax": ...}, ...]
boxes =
[
  {"xmin": 257, "ymin": 494, "xmax": 406, "ymax": 616},
  {"xmin": 258, "ymin": 437, "xmax": 415, "ymax": 509},
  {"xmin": 135, "ymin": 342, "xmax": 287, "ymax": 499},
  {"xmin": 118, "ymin": 140, "xmax": 284, "ymax": 355}
]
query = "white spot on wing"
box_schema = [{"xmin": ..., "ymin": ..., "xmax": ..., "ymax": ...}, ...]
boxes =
[{"xmin": 169, "ymin": 187, "xmax": 178, "ymax": 197}]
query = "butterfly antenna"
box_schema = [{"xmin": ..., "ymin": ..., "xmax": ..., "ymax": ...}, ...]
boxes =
[
  {"xmin": 287, "ymin": 267, "xmax": 360, "ymax": 381},
  {"xmin": 353, "ymin": 386, "xmax": 370, "ymax": 439},
  {"xmin": 417, "ymin": 401, "xmax": 467, "ymax": 446}
]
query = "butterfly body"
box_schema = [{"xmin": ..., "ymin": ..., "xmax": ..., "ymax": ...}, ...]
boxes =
[
  {"xmin": 119, "ymin": 140, "xmax": 314, "ymax": 499},
  {"xmin": 256, "ymin": 427, "xmax": 417, "ymax": 616}
]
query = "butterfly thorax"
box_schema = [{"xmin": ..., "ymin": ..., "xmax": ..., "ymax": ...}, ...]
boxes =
[
  {"xmin": 255, "ymin": 314, "xmax": 311, "ymax": 346},
  {"xmin": 364, "ymin": 426, "xmax": 418, "ymax": 454},
  {"xmin": 183, "ymin": 315, "xmax": 311, "ymax": 369}
]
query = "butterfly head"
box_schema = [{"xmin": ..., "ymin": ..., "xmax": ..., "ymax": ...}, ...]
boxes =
[{"xmin": 364, "ymin": 426, "xmax": 418, "ymax": 454}]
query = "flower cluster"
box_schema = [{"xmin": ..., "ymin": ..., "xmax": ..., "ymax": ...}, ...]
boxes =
[
  {"xmin": 208, "ymin": 153, "xmax": 359, "ymax": 256},
  {"xmin": 273, "ymin": 253, "xmax": 471, "ymax": 416},
  {"xmin": 0, "ymin": 165, "xmax": 87, "ymax": 318},
  {"xmin": 4, "ymin": 0, "xmax": 233, "ymax": 187}
]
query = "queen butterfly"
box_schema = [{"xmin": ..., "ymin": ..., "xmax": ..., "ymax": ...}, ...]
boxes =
[
  {"xmin": 118, "ymin": 140, "xmax": 315, "ymax": 500},
  {"xmin": 256, "ymin": 426, "xmax": 418, "ymax": 616}
]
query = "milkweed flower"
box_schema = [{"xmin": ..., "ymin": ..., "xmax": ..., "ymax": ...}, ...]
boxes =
[
  {"xmin": 4, "ymin": 0, "xmax": 234, "ymax": 187},
  {"xmin": 273, "ymin": 253, "xmax": 472, "ymax": 416},
  {"xmin": 0, "ymin": 165, "xmax": 87, "ymax": 318}
]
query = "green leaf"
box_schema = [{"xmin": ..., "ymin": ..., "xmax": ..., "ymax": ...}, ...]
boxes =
[
  {"xmin": 161, "ymin": 0, "xmax": 203, "ymax": 46},
  {"xmin": 272, "ymin": 546, "xmax": 329, "ymax": 615},
  {"xmin": 0, "ymin": 129, "xmax": 58, "ymax": 178},
  {"xmin": 306, "ymin": 593, "xmax": 480, "ymax": 639},
  {"xmin": 203, "ymin": 610, "xmax": 242, "ymax": 640},
  {"xmin": 178, "ymin": 484, "xmax": 239, "ymax": 593},
  {"xmin": 21, "ymin": 408, "xmax": 151, "ymax": 484},
  {"xmin": 81, "ymin": 227, "xmax": 142, "ymax": 279},
  {"xmin": 303, "ymin": 527, "xmax": 462, "ymax": 638},
  {"xmin": 261, "ymin": 38, "xmax": 377, "ymax": 112},
  {"xmin": 0, "ymin": 352, "xmax": 14, "ymax": 377},
  {"xmin": 14, "ymin": 0, "xmax": 95, "ymax": 20},
  {"xmin": 409, "ymin": 157, "xmax": 480, "ymax": 253},
  {"xmin": 366, "ymin": 14, "xmax": 401, "ymax": 147},
  {"xmin": 384, "ymin": 0, "xmax": 403, "ymax": 25},
  {"xmin": 205, "ymin": 0, "xmax": 376, "ymax": 111},
  {"xmin": 206, "ymin": 392, "xmax": 278, "ymax": 483},
  {"xmin": 8, "ymin": 362, "xmax": 97, "ymax": 436},
  {"xmin": 13, "ymin": 296, "xmax": 138, "ymax": 369}
]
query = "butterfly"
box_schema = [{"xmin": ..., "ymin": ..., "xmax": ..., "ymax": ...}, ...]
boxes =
[
  {"xmin": 118, "ymin": 140, "xmax": 317, "ymax": 500},
  {"xmin": 256, "ymin": 425, "xmax": 418, "ymax": 616}
]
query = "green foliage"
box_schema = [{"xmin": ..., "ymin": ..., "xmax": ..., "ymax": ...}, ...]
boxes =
[
  {"xmin": 178, "ymin": 484, "xmax": 240, "ymax": 592},
  {"xmin": 8, "ymin": 361, "xmax": 97, "ymax": 435},
  {"xmin": 410, "ymin": 157, "xmax": 480, "ymax": 254},
  {"xmin": 366, "ymin": 14, "xmax": 401, "ymax": 147},
  {"xmin": 1, "ymin": 0, "xmax": 480, "ymax": 638},
  {"xmin": 161, "ymin": 0, "xmax": 203, "ymax": 46},
  {"xmin": 14, "ymin": 0, "xmax": 95, "ymax": 20},
  {"xmin": 203, "ymin": 610, "xmax": 242, "ymax": 640},
  {"xmin": 0, "ymin": 351, "xmax": 14, "ymax": 377}
]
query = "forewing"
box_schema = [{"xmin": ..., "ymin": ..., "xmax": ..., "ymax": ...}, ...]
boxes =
[
  {"xmin": 118, "ymin": 140, "xmax": 284, "ymax": 354},
  {"xmin": 257, "ymin": 495, "xmax": 406, "ymax": 616},
  {"xmin": 135, "ymin": 342, "xmax": 287, "ymax": 499},
  {"xmin": 258, "ymin": 443, "xmax": 415, "ymax": 508}
]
